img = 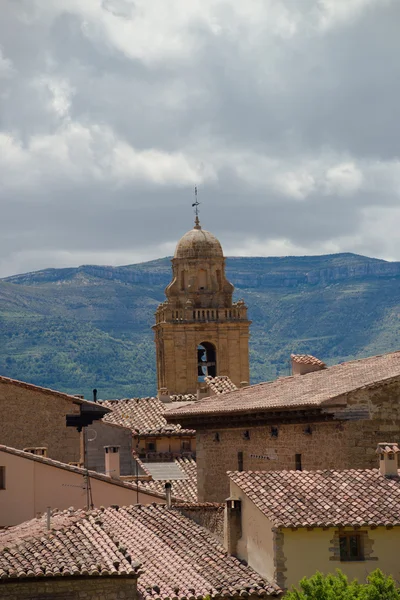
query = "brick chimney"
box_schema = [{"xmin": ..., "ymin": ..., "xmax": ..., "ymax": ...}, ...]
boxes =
[
  {"xmin": 377, "ymin": 443, "xmax": 400, "ymax": 477},
  {"xmin": 224, "ymin": 498, "xmax": 242, "ymax": 555},
  {"xmin": 104, "ymin": 446, "xmax": 121, "ymax": 479},
  {"xmin": 291, "ymin": 354, "xmax": 326, "ymax": 376}
]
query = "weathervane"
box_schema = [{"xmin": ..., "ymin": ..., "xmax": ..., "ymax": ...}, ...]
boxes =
[{"xmin": 192, "ymin": 186, "xmax": 201, "ymax": 228}]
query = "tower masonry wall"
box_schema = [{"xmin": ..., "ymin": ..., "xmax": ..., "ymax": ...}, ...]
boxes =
[{"xmin": 155, "ymin": 322, "xmax": 250, "ymax": 395}]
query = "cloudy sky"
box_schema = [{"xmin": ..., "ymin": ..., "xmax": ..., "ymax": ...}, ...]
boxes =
[{"xmin": 1, "ymin": 0, "xmax": 400, "ymax": 277}]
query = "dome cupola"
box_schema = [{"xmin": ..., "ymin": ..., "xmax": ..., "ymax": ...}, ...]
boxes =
[
  {"xmin": 174, "ymin": 219, "xmax": 223, "ymax": 260},
  {"xmin": 164, "ymin": 216, "xmax": 233, "ymax": 309}
]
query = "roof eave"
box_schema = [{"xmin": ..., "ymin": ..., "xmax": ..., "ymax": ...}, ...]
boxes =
[{"xmin": 166, "ymin": 406, "xmax": 337, "ymax": 429}]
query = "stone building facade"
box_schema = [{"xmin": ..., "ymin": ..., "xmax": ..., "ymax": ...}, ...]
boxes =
[
  {"xmin": 86, "ymin": 420, "xmax": 135, "ymax": 475},
  {"xmin": 226, "ymin": 450, "xmax": 400, "ymax": 591},
  {"xmin": 96, "ymin": 396, "xmax": 196, "ymax": 465},
  {"xmin": 0, "ymin": 375, "xmax": 107, "ymax": 465},
  {"xmin": 153, "ymin": 217, "xmax": 251, "ymax": 395},
  {"xmin": 167, "ymin": 351, "xmax": 400, "ymax": 502}
]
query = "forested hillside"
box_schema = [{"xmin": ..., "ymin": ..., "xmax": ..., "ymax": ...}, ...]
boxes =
[{"xmin": 1, "ymin": 253, "xmax": 400, "ymax": 398}]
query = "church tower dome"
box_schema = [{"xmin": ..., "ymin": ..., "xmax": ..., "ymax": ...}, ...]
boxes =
[
  {"xmin": 174, "ymin": 220, "xmax": 223, "ymax": 260},
  {"xmin": 165, "ymin": 216, "xmax": 233, "ymax": 310},
  {"xmin": 153, "ymin": 213, "xmax": 251, "ymax": 396}
]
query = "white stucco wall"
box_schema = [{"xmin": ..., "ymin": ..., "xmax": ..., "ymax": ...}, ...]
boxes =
[
  {"xmin": 229, "ymin": 479, "xmax": 276, "ymax": 582},
  {"xmin": 0, "ymin": 450, "xmax": 164, "ymax": 527}
]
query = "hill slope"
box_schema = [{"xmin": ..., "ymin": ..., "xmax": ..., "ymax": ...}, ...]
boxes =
[{"xmin": 1, "ymin": 253, "xmax": 400, "ymax": 398}]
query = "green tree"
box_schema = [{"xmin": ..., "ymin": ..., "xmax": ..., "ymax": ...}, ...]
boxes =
[
  {"xmin": 285, "ymin": 570, "xmax": 400, "ymax": 600},
  {"xmin": 361, "ymin": 570, "xmax": 400, "ymax": 600}
]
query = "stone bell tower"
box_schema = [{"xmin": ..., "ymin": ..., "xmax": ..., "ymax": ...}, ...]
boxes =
[{"xmin": 153, "ymin": 215, "xmax": 251, "ymax": 396}]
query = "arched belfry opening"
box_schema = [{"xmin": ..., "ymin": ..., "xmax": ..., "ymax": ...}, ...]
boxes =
[
  {"xmin": 197, "ymin": 342, "xmax": 217, "ymax": 380},
  {"xmin": 153, "ymin": 214, "xmax": 250, "ymax": 395}
]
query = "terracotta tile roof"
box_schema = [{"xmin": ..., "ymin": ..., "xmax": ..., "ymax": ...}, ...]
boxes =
[
  {"xmin": 140, "ymin": 457, "xmax": 198, "ymax": 502},
  {"xmin": 165, "ymin": 400, "xmax": 195, "ymax": 411},
  {"xmin": 205, "ymin": 376, "xmax": 238, "ymax": 394},
  {"xmin": 170, "ymin": 394, "xmax": 197, "ymax": 402},
  {"xmin": 167, "ymin": 350, "xmax": 400, "ymax": 420},
  {"xmin": 0, "ymin": 374, "xmax": 108, "ymax": 410},
  {"xmin": 174, "ymin": 502, "xmax": 224, "ymax": 510},
  {"xmin": 290, "ymin": 354, "xmax": 326, "ymax": 367},
  {"xmin": 0, "ymin": 445, "xmax": 166, "ymax": 501},
  {"xmin": 101, "ymin": 397, "xmax": 195, "ymax": 435},
  {"xmin": 0, "ymin": 506, "xmax": 281, "ymax": 597},
  {"xmin": 0, "ymin": 509, "xmax": 140, "ymax": 579},
  {"xmin": 228, "ymin": 469, "xmax": 400, "ymax": 528}
]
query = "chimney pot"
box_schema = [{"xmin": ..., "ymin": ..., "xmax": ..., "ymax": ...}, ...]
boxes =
[
  {"xmin": 377, "ymin": 442, "xmax": 400, "ymax": 477},
  {"xmin": 158, "ymin": 388, "xmax": 171, "ymax": 403},
  {"xmin": 290, "ymin": 354, "xmax": 326, "ymax": 376},
  {"xmin": 23, "ymin": 447, "xmax": 48, "ymax": 457},
  {"xmin": 104, "ymin": 445, "xmax": 121, "ymax": 478}
]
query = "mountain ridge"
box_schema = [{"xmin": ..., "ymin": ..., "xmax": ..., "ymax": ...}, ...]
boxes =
[
  {"xmin": 0, "ymin": 252, "xmax": 399, "ymax": 399},
  {"xmin": 4, "ymin": 252, "xmax": 400, "ymax": 288}
]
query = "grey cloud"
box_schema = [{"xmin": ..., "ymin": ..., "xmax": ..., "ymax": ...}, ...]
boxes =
[{"xmin": 0, "ymin": 0, "xmax": 400, "ymax": 277}]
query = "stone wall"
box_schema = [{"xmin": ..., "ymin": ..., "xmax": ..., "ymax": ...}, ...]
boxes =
[
  {"xmin": 0, "ymin": 578, "xmax": 137, "ymax": 599},
  {"xmin": 0, "ymin": 381, "xmax": 81, "ymax": 464},
  {"xmin": 196, "ymin": 378, "xmax": 400, "ymax": 502},
  {"xmin": 173, "ymin": 504, "xmax": 224, "ymax": 542},
  {"xmin": 87, "ymin": 421, "xmax": 134, "ymax": 476},
  {"xmin": 197, "ymin": 420, "xmax": 349, "ymax": 502}
]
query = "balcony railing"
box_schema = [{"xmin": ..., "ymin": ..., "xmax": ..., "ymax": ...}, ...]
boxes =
[{"xmin": 155, "ymin": 303, "xmax": 248, "ymax": 324}]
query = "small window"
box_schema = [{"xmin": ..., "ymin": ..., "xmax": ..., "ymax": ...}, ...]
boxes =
[
  {"xmin": 146, "ymin": 440, "xmax": 156, "ymax": 453},
  {"xmin": 238, "ymin": 451, "xmax": 244, "ymax": 472},
  {"xmin": 0, "ymin": 467, "xmax": 5, "ymax": 490},
  {"xmin": 339, "ymin": 533, "xmax": 363, "ymax": 561},
  {"xmin": 295, "ymin": 454, "xmax": 302, "ymax": 471}
]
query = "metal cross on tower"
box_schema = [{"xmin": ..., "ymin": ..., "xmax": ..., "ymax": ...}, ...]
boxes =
[
  {"xmin": 192, "ymin": 186, "xmax": 201, "ymax": 228},
  {"xmin": 192, "ymin": 186, "xmax": 200, "ymax": 217}
]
